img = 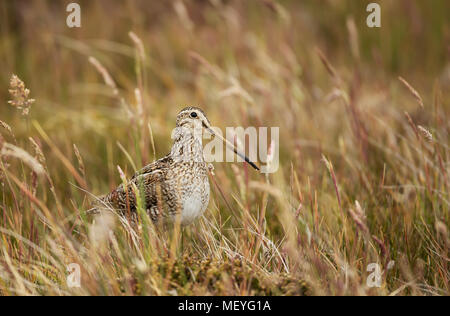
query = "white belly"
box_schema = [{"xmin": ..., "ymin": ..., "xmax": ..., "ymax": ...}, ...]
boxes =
[{"xmin": 181, "ymin": 181, "xmax": 210, "ymax": 226}]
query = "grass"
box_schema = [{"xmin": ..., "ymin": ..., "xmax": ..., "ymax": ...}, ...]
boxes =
[{"xmin": 0, "ymin": 0, "xmax": 448, "ymax": 296}]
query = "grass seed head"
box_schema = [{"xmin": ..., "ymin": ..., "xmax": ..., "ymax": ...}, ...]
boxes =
[
  {"xmin": 0, "ymin": 143, "xmax": 45, "ymax": 176},
  {"xmin": 398, "ymin": 76, "xmax": 424, "ymax": 108},
  {"xmin": 8, "ymin": 74, "xmax": 35, "ymax": 116},
  {"xmin": 417, "ymin": 125, "xmax": 433, "ymax": 142},
  {"xmin": 0, "ymin": 120, "xmax": 13, "ymax": 134}
]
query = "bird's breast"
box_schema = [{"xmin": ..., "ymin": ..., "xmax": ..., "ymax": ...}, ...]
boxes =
[{"xmin": 180, "ymin": 177, "xmax": 210, "ymax": 226}]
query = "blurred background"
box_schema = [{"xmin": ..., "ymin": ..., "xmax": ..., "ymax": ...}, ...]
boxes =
[{"xmin": 0, "ymin": 0, "xmax": 448, "ymax": 189}]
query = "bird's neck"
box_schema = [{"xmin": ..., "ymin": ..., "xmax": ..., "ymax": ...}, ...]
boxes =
[{"xmin": 170, "ymin": 127, "xmax": 204, "ymax": 163}]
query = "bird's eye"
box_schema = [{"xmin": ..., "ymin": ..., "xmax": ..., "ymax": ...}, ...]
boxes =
[{"xmin": 190, "ymin": 112, "xmax": 198, "ymax": 118}]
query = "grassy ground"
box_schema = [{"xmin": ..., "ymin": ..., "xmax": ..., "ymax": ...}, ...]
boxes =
[{"xmin": 0, "ymin": 0, "xmax": 448, "ymax": 295}]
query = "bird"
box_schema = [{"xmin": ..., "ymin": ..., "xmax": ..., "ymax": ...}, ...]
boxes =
[{"xmin": 92, "ymin": 106, "xmax": 259, "ymax": 226}]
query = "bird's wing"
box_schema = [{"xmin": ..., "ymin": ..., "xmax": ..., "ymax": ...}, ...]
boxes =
[
  {"xmin": 130, "ymin": 155, "xmax": 171, "ymax": 180},
  {"xmin": 104, "ymin": 169, "xmax": 165, "ymax": 212}
]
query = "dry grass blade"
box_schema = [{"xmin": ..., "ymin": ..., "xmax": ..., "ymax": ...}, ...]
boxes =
[
  {"xmin": 33, "ymin": 121, "xmax": 87, "ymax": 189},
  {"xmin": 0, "ymin": 143, "xmax": 44, "ymax": 175},
  {"xmin": 322, "ymin": 154, "xmax": 343, "ymax": 215},
  {"xmin": 316, "ymin": 48, "xmax": 341, "ymax": 83},
  {"xmin": 73, "ymin": 144, "xmax": 86, "ymax": 177},
  {"xmin": 88, "ymin": 56, "xmax": 119, "ymax": 96},
  {"xmin": 0, "ymin": 120, "xmax": 13, "ymax": 134},
  {"xmin": 417, "ymin": 126, "xmax": 433, "ymax": 142},
  {"xmin": 128, "ymin": 32, "xmax": 146, "ymax": 63},
  {"xmin": 398, "ymin": 76, "xmax": 424, "ymax": 108}
]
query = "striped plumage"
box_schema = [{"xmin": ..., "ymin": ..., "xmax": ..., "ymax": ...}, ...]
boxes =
[
  {"xmin": 100, "ymin": 107, "xmax": 210, "ymax": 226},
  {"xmin": 94, "ymin": 106, "xmax": 259, "ymax": 226}
]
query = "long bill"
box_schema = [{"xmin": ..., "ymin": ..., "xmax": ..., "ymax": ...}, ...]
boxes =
[{"xmin": 203, "ymin": 122, "xmax": 260, "ymax": 171}]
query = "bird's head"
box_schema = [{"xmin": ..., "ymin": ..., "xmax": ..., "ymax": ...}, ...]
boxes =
[
  {"xmin": 176, "ymin": 106, "xmax": 211, "ymax": 130},
  {"xmin": 174, "ymin": 106, "xmax": 259, "ymax": 171}
]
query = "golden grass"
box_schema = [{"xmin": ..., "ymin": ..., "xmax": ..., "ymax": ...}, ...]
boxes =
[{"xmin": 0, "ymin": 0, "xmax": 448, "ymax": 296}]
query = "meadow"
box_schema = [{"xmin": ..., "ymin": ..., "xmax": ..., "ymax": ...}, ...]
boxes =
[{"xmin": 0, "ymin": 0, "xmax": 448, "ymax": 295}]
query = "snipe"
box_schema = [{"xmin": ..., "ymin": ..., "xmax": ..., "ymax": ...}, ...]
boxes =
[{"xmin": 94, "ymin": 107, "xmax": 259, "ymax": 226}]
